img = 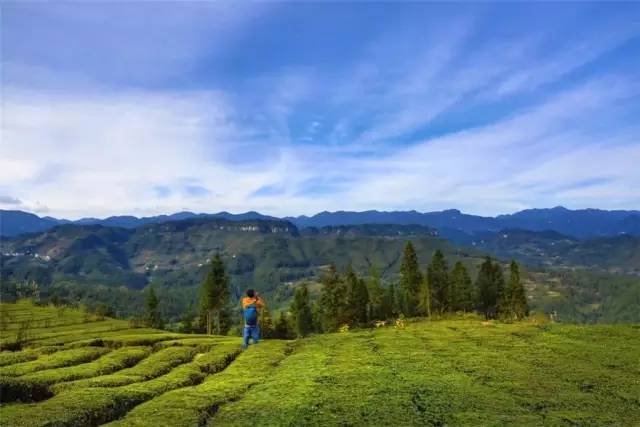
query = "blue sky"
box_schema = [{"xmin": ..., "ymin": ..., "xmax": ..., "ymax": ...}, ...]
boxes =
[{"xmin": 1, "ymin": 2, "xmax": 639, "ymax": 218}]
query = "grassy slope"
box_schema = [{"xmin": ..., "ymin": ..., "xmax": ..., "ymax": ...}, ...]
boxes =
[{"xmin": 0, "ymin": 301, "xmax": 638, "ymax": 426}]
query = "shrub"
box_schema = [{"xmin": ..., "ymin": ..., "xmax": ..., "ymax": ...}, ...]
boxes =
[
  {"xmin": 21, "ymin": 346, "xmax": 151, "ymax": 386},
  {"xmin": 0, "ymin": 349, "xmax": 38, "ymax": 367},
  {"xmin": 108, "ymin": 341, "xmax": 289, "ymax": 426},
  {"xmin": 0, "ymin": 343, "xmax": 243, "ymax": 426},
  {"xmin": 51, "ymin": 346, "xmax": 197, "ymax": 392},
  {"xmin": 0, "ymin": 347, "xmax": 110, "ymax": 377}
]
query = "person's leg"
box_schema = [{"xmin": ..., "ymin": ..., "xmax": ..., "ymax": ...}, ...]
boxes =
[
  {"xmin": 251, "ymin": 325, "xmax": 260, "ymax": 344},
  {"xmin": 242, "ymin": 326, "xmax": 250, "ymax": 349}
]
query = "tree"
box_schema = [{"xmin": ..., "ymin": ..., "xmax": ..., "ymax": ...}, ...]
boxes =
[
  {"xmin": 318, "ymin": 264, "xmax": 347, "ymax": 332},
  {"xmin": 179, "ymin": 302, "xmax": 196, "ymax": 333},
  {"xmin": 418, "ymin": 276, "xmax": 432, "ymax": 318},
  {"xmin": 427, "ymin": 250, "xmax": 450, "ymax": 314},
  {"xmin": 290, "ymin": 284, "xmax": 314, "ymax": 337},
  {"xmin": 476, "ymin": 257, "xmax": 505, "ymax": 319},
  {"xmin": 274, "ymin": 311, "xmax": 293, "ymax": 339},
  {"xmin": 502, "ymin": 261, "xmax": 529, "ymax": 320},
  {"xmin": 345, "ymin": 265, "xmax": 369, "ymax": 325},
  {"xmin": 366, "ymin": 266, "xmax": 385, "ymax": 321},
  {"xmin": 94, "ymin": 303, "xmax": 114, "ymax": 320},
  {"xmin": 382, "ymin": 283, "xmax": 397, "ymax": 319},
  {"xmin": 399, "ymin": 242, "xmax": 422, "ymax": 317},
  {"xmin": 450, "ymin": 262, "xmax": 474, "ymax": 312},
  {"xmin": 144, "ymin": 286, "xmax": 163, "ymax": 329},
  {"xmin": 259, "ymin": 306, "xmax": 275, "ymax": 338},
  {"xmin": 199, "ymin": 254, "xmax": 231, "ymax": 335},
  {"xmin": 492, "ymin": 262, "xmax": 506, "ymax": 318}
]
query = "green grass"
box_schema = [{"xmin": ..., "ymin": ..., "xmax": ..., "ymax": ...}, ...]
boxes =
[{"xmin": 0, "ymin": 301, "xmax": 638, "ymax": 426}]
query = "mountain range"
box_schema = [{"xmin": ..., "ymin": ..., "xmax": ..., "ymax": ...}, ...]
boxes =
[{"xmin": 2, "ymin": 206, "xmax": 639, "ymax": 238}]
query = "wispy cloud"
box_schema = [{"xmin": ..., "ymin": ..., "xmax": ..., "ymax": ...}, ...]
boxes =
[{"xmin": 1, "ymin": 3, "xmax": 639, "ymax": 218}]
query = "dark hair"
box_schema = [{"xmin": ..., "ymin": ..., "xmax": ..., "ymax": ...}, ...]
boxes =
[{"xmin": 246, "ymin": 289, "xmax": 255, "ymax": 298}]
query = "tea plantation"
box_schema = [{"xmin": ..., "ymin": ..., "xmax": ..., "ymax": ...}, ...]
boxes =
[{"xmin": 1, "ymin": 300, "xmax": 638, "ymax": 426}]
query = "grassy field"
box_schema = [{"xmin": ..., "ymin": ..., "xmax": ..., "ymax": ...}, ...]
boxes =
[{"xmin": 1, "ymin": 300, "xmax": 638, "ymax": 426}]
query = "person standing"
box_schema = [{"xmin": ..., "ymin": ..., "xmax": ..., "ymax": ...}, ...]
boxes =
[{"xmin": 241, "ymin": 289, "xmax": 264, "ymax": 349}]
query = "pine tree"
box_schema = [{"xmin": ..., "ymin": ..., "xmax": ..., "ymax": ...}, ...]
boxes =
[
  {"xmin": 291, "ymin": 284, "xmax": 314, "ymax": 337},
  {"xmin": 381, "ymin": 283, "xmax": 396, "ymax": 320},
  {"xmin": 259, "ymin": 306, "xmax": 275, "ymax": 338},
  {"xmin": 492, "ymin": 262, "xmax": 506, "ymax": 319},
  {"xmin": 318, "ymin": 264, "xmax": 347, "ymax": 332},
  {"xmin": 418, "ymin": 276, "xmax": 432, "ymax": 318},
  {"xmin": 144, "ymin": 286, "xmax": 163, "ymax": 329},
  {"xmin": 427, "ymin": 250, "xmax": 450, "ymax": 314},
  {"xmin": 274, "ymin": 311, "xmax": 292, "ymax": 339},
  {"xmin": 450, "ymin": 261, "xmax": 474, "ymax": 312},
  {"xmin": 199, "ymin": 254, "xmax": 231, "ymax": 335},
  {"xmin": 399, "ymin": 242, "xmax": 422, "ymax": 317},
  {"xmin": 507, "ymin": 261, "xmax": 529, "ymax": 320},
  {"xmin": 476, "ymin": 257, "xmax": 499, "ymax": 319},
  {"xmin": 345, "ymin": 265, "xmax": 369, "ymax": 325},
  {"xmin": 366, "ymin": 266, "xmax": 385, "ymax": 321}
]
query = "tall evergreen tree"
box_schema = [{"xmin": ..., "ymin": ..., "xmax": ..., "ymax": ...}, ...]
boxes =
[
  {"xmin": 290, "ymin": 284, "xmax": 314, "ymax": 337},
  {"xmin": 427, "ymin": 250, "xmax": 450, "ymax": 314},
  {"xmin": 450, "ymin": 261, "xmax": 474, "ymax": 312},
  {"xmin": 492, "ymin": 262, "xmax": 506, "ymax": 318},
  {"xmin": 381, "ymin": 283, "xmax": 397, "ymax": 320},
  {"xmin": 199, "ymin": 254, "xmax": 231, "ymax": 335},
  {"xmin": 476, "ymin": 257, "xmax": 501, "ymax": 319},
  {"xmin": 345, "ymin": 265, "xmax": 369, "ymax": 325},
  {"xmin": 318, "ymin": 264, "xmax": 347, "ymax": 332},
  {"xmin": 144, "ymin": 286, "xmax": 163, "ymax": 329},
  {"xmin": 366, "ymin": 265, "xmax": 385, "ymax": 321},
  {"xmin": 418, "ymin": 276, "xmax": 432, "ymax": 318},
  {"xmin": 399, "ymin": 242, "xmax": 422, "ymax": 317},
  {"xmin": 506, "ymin": 261, "xmax": 529, "ymax": 320}
]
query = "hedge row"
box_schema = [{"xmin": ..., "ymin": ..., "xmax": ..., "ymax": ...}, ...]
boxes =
[
  {"xmin": 1, "ymin": 347, "xmax": 149, "ymax": 403},
  {"xmin": 106, "ymin": 341, "xmax": 292, "ymax": 427},
  {"xmin": 0, "ymin": 343, "xmax": 243, "ymax": 426},
  {"xmin": 22, "ymin": 346, "xmax": 151, "ymax": 385},
  {"xmin": 0, "ymin": 349, "xmax": 39, "ymax": 367},
  {"xmin": 0, "ymin": 347, "xmax": 110, "ymax": 377},
  {"xmin": 51, "ymin": 346, "xmax": 196, "ymax": 392}
]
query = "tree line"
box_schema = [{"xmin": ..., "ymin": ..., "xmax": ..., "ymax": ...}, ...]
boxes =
[
  {"xmin": 280, "ymin": 242, "xmax": 529, "ymax": 337},
  {"xmin": 146, "ymin": 244, "xmax": 529, "ymax": 338}
]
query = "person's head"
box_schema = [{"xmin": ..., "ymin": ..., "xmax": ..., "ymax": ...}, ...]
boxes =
[{"xmin": 246, "ymin": 289, "xmax": 255, "ymax": 298}]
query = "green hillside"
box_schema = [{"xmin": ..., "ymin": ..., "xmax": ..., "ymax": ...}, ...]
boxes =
[
  {"xmin": 1, "ymin": 301, "xmax": 638, "ymax": 426},
  {"xmin": 468, "ymin": 230, "xmax": 640, "ymax": 275},
  {"xmin": 0, "ymin": 220, "xmax": 470, "ymax": 316},
  {"xmin": 2, "ymin": 219, "xmax": 639, "ymax": 323}
]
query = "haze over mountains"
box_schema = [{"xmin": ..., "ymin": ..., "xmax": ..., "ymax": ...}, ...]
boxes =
[{"xmin": 2, "ymin": 206, "xmax": 639, "ymax": 239}]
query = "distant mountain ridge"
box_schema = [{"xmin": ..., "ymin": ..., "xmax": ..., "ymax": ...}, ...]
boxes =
[
  {"xmin": 0, "ymin": 210, "xmax": 277, "ymax": 237},
  {"xmin": 1, "ymin": 206, "xmax": 639, "ymax": 239}
]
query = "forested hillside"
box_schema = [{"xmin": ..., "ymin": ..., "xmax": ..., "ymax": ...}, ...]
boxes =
[{"xmin": 2, "ymin": 218, "xmax": 639, "ymax": 324}]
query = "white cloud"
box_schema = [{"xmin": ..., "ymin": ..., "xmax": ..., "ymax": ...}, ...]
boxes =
[{"xmin": 2, "ymin": 5, "xmax": 639, "ymax": 218}]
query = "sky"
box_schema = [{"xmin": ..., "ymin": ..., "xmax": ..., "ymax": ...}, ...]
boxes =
[{"xmin": 1, "ymin": 2, "xmax": 639, "ymax": 219}]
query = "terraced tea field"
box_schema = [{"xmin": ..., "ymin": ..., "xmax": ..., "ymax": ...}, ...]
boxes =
[{"xmin": 1, "ymin": 301, "xmax": 639, "ymax": 426}]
